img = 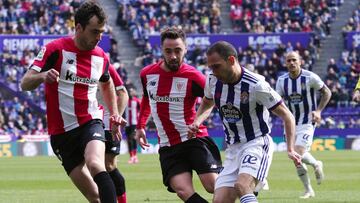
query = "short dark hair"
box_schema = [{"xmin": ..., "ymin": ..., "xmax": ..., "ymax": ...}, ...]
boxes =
[
  {"xmin": 206, "ymin": 41, "xmax": 238, "ymax": 61},
  {"xmin": 75, "ymin": 1, "xmax": 106, "ymax": 29},
  {"xmin": 160, "ymin": 26, "xmax": 186, "ymax": 45}
]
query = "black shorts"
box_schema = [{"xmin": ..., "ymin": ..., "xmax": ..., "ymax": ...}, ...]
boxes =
[
  {"xmin": 159, "ymin": 136, "xmax": 222, "ymax": 192},
  {"xmin": 50, "ymin": 119, "xmax": 106, "ymax": 175},
  {"xmin": 105, "ymin": 130, "xmax": 121, "ymax": 155}
]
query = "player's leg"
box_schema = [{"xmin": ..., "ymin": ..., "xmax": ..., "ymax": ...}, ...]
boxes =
[
  {"xmin": 69, "ymin": 162, "xmax": 100, "ymax": 203},
  {"xmin": 193, "ymin": 137, "xmax": 222, "ymax": 194},
  {"xmin": 236, "ymin": 135, "xmax": 274, "ymax": 203},
  {"xmin": 129, "ymin": 127, "xmax": 138, "ymax": 163},
  {"xmin": 105, "ymin": 153, "xmax": 127, "ymax": 203},
  {"xmin": 104, "ymin": 129, "xmax": 126, "ymax": 203},
  {"xmin": 84, "ymin": 120, "xmax": 117, "ymax": 203},
  {"xmin": 213, "ymin": 187, "xmax": 237, "ymax": 203},
  {"xmin": 50, "ymin": 125, "xmax": 101, "ymax": 203},
  {"xmin": 159, "ymin": 143, "xmax": 208, "ymax": 202},
  {"xmin": 169, "ymin": 172, "xmax": 208, "ymax": 202},
  {"xmin": 235, "ymin": 174, "xmax": 258, "ymax": 203},
  {"xmin": 298, "ymin": 125, "xmax": 324, "ymax": 185},
  {"xmin": 85, "ymin": 139, "xmax": 117, "ymax": 203}
]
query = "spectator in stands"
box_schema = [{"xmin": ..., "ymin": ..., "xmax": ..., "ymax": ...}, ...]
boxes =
[{"xmin": 353, "ymin": 77, "xmax": 360, "ymax": 102}]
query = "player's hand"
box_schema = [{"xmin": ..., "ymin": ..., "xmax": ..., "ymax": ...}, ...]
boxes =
[
  {"xmin": 187, "ymin": 123, "xmax": 201, "ymax": 139},
  {"xmin": 311, "ymin": 110, "xmax": 321, "ymax": 125},
  {"xmin": 44, "ymin": 69, "xmax": 59, "ymax": 84},
  {"xmin": 135, "ymin": 128, "xmax": 150, "ymax": 149},
  {"xmin": 288, "ymin": 150, "xmax": 302, "ymax": 166},
  {"xmin": 109, "ymin": 115, "xmax": 127, "ymax": 141}
]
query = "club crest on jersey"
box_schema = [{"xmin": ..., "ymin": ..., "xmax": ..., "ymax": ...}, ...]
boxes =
[
  {"xmin": 240, "ymin": 92, "xmax": 249, "ymax": 104},
  {"xmin": 35, "ymin": 47, "xmax": 46, "ymax": 61},
  {"xmin": 176, "ymin": 82, "xmax": 185, "ymax": 91}
]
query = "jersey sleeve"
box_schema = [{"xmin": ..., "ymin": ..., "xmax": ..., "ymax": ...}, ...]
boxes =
[
  {"xmin": 191, "ymin": 69, "xmax": 206, "ymax": 97},
  {"xmin": 136, "ymin": 71, "xmax": 151, "ymax": 129},
  {"xmin": 255, "ymin": 80, "xmax": 283, "ymax": 110},
  {"xmin": 310, "ymin": 72, "xmax": 324, "ymax": 91},
  {"xmin": 31, "ymin": 42, "xmax": 59, "ymax": 72},
  {"xmin": 275, "ymin": 78, "xmax": 284, "ymax": 97},
  {"xmin": 109, "ymin": 64, "xmax": 125, "ymax": 90},
  {"xmin": 99, "ymin": 54, "xmax": 111, "ymax": 82},
  {"xmin": 204, "ymin": 74, "xmax": 214, "ymax": 100}
]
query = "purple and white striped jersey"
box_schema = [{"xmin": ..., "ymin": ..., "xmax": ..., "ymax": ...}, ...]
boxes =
[
  {"xmin": 205, "ymin": 67, "xmax": 282, "ymax": 145},
  {"xmin": 276, "ymin": 69, "xmax": 324, "ymax": 125}
]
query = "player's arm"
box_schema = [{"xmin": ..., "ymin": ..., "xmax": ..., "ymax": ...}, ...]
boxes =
[
  {"xmin": 271, "ymin": 103, "xmax": 301, "ymax": 165},
  {"xmin": 312, "ymin": 84, "xmax": 331, "ymax": 124},
  {"xmin": 116, "ymin": 87, "xmax": 129, "ymax": 116},
  {"xmin": 21, "ymin": 69, "xmax": 58, "ymax": 90},
  {"xmin": 188, "ymin": 97, "xmax": 215, "ymax": 138},
  {"xmin": 135, "ymin": 75, "xmax": 151, "ymax": 149}
]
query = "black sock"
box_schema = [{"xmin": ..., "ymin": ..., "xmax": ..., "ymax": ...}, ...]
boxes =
[
  {"xmin": 93, "ymin": 171, "xmax": 117, "ymax": 203},
  {"xmin": 108, "ymin": 168, "xmax": 126, "ymax": 195},
  {"xmin": 185, "ymin": 193, "xmax": 208, "ymax": 203}
]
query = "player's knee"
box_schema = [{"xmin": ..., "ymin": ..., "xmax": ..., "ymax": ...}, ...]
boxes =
[
  {"xmin": 296, "ymin": 163, "xmax": 308, "ymax": 176},
  {"xmin": 234, "ymin": 181, "xmax": 250, "ymax": 196},
  {"xmin": 175, "ymin": 188, "xmax": 193, "ymax": 201},
  {"xmin": 86, "ymin": 159, "xmax": 104, "ymax": 175},
  {"xmin": 85, "ymin": 191, "xmax": 100, "ymax": 203}
]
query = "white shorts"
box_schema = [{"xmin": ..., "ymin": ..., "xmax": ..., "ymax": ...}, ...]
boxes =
[
  {"xmin": 215, "ymin": 135, "xmax": 274, "ymax": 190},
  {"xmin": 295, "ymin": 124, "xmax": 315, "ymax": 151}
]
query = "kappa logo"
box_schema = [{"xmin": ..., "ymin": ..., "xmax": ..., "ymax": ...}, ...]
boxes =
[
  {"xmin": 210, "ymin": 164, "xmax": 218, "ymax": 169},
  {"xmin": 303, "ymin": 134, "xmax": 310, "ymax": 141},
  {"xmin": 150, "ymin": 81, "xmax": 156, "ymax": 86}
]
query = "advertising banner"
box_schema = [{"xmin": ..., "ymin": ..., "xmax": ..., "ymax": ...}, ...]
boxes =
[
  {"xmin": 148, "ymin": 32, "xmax": 312, "ymax": 54},
  {"xmin": 0, "ymin": 34, "xmax": 111, "ymax": 52}
]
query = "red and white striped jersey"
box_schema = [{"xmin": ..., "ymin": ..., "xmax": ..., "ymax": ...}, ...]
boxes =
[
  {"xmin": 30, "ymin": 37, "xmax": 111, "ymax": 135},
  {"xmin": 137, "ymin": 61, "xmax": 208, "ymax": 147},
  {"xmin": 125, "ymin": 96, "xmax": 141, "ymax": 126}
]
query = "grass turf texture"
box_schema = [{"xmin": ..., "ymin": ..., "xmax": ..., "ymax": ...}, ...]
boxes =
[{"xmin": 0, "ymin": 151, "xmax": 359, "ymax": 203}]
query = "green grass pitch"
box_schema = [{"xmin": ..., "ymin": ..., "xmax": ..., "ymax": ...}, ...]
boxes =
[{"xmin": 0, "ymin": 151, "xmax": 359, "ymax": 203}]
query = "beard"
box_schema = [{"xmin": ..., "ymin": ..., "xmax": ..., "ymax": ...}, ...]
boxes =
[{"xmin": 164, "ymin": 58, "xmax": 182, "ymax": 72}]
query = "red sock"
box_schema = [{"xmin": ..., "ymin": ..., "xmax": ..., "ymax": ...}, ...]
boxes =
[
  {"xmin": 129, "ymin": 151, "xmax": 133, "ymax": 157},
  {"xmin": 117, "ymin": 192, "xmax": 127, "ymax": 203},
  {"xmin": 132, "ymin": 149, "xmax": 137, "ymax": 156}
]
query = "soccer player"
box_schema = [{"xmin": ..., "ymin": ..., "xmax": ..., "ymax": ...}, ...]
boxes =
[
  {"xmin": 352, "ymin": 77, "xmax": 360, "ymax": 102},
  {"xmin": 20, "ymin": 2, "xmax": 123, "ymax": 202},
  {"xmin": 99, "ymin": 65, "xmax": 129, "ymax": 203},
  {"xmin": 124, "ymin": 85, "xmax": 141, "ymax": 164},
  {"xmin": 188, "ymin": 41, "xmax": 301, "ymax": 203},
  {"xmin": 135, "ymin": 26, "xmax": 222, "ymax": 203},
  {"xmin": 276, "ymin": 51, "xmax": 331, "ymax": 199}
]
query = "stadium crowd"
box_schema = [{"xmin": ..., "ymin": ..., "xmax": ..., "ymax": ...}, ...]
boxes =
[{"xmin": 0, "ymin": 0, "xmax": 359, "ymax": 139}]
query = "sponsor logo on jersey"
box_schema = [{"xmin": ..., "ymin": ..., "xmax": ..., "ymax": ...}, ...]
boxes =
[
  {"xmin": 149, "ymin": 92, "xmax": 184, "ymax": 103},
  {"xmin": 220, "ymin": 103, "xmax": 242, "ymax": 123},
  {"xmin": 65, "ymin": 70, "xmax": 97, "ymax": 84},
  {"xmin": 240, "ymin": 92, "xmax": 249, "ymax": 104},
  {"xmin": 289, "ymin": 93, "xmax": 303, "ymax": 104}
]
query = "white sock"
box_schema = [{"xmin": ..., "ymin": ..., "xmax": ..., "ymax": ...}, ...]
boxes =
[
  {"xmin": 302, "ymin": 152, "xmax": 318, "ymax": 168},
  {"xmin": 296, "ymin": 163, "xmax": 313, "ymax": 191},
  {"xmin": 240, "ymin": 194, "xmax": 258, "ymax": 203}
]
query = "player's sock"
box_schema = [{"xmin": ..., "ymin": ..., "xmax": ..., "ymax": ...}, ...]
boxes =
[
  {"xmin": 185, "ymin": 192, "xmax": 208, "ymax": 203},
  {"xmin": 240, "ymin": 193, "xmax": 258, "ymax": 203},
  {"xmin": 302, "ymin": 152, "xmax": 318, "ymax": 168},
  {"xmin": 93, "ymin": 171, "xmax": 117, "ymax": 203},
  {"xmin": 296, "ymin": 163, "xmax": 312, "ymax": 191},
  {"xmin": 109, "ymin": 169, "xmax": 126, "ymax": 203},
  {"xmin": 117, "ymin": 193, "xmax": 127, "ymax": 203}
]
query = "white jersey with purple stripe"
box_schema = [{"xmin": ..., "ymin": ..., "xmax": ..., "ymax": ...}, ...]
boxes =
[
  {"xmin": 276, "ymin": 69, "xmax": 324, "ymax": 125},
  {"xmin": 204, "ymin": 67, "xmax": 282, "ymax": 145}
]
